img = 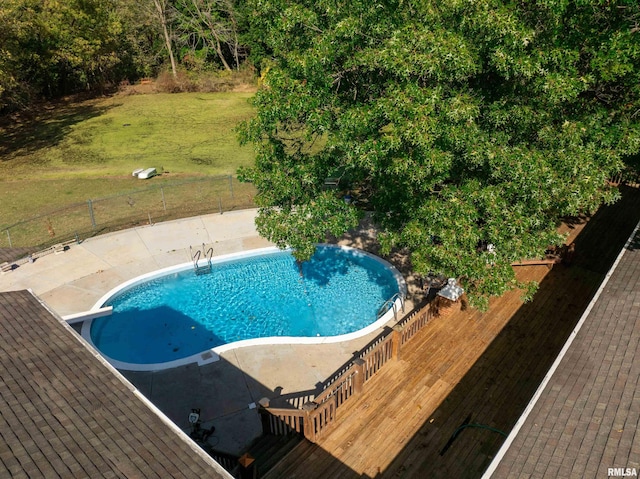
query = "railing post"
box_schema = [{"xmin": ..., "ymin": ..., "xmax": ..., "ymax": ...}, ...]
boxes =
[
  {"xmin": 391, "ymin": 324, "xmax": 403, "ymax": 361},
  {"xmin": 352, "ymin": 358, "xmax": 366, "ymax": 395},
  {"xmin": 302, "ymin": 401, "xmax": 318, "ymax": 443},
  {"xmin": 257, "ymin": 397, "xmax": 271, "ymax": 434},
  {"xmin": 238, "ymin": 453, "xmax": 257, "ymax": 479}
]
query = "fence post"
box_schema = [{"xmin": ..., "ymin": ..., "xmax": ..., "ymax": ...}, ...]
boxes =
[
  {"xmin": 391, "ymin": 324, "xmax": 403, "ymax": 361},
  {"xmin": 229, "ymin": 175, "xmax": 234, "ymax": 198},
  {"xmin": 160, "ymin": 187, "xmax": 167, "ymax": 211},
  {"xmin": 5, "ymin": 229, "xmax": 12, "ymax": 248},
  {"xmin": 87, "ymin": 199, "xmax": 96, "ymax": 229},
  {"xmin": 218, "ymin": 197, "xmax": 222, "ymax": 214},
  {"xmin": 302, "ymin": 402, "xmax": 318, "ymax": 443},
  {"xmin": 352, "ymin": 358, "xmax": 366, "ymax": 395}
]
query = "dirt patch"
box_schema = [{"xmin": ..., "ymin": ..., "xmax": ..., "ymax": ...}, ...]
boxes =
[
  {"xmin": 117, "ymin": 83, "xmax": 156, "ymax": 96},
  {"xmin": 117, "ymin": 78, "xmax": 257, "ymax": 96},
  {"xmin": 232, "ymin": 83, "xmax": 258, "ymax": 93}
]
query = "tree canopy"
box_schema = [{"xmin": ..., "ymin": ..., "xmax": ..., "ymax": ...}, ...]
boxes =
[
  {"xmin": 239, "ymin": 0, "xmax": 640, "ymax": 309},
  {"xmin": 0, "ymin": 0, "xmax": 250, "ymax": 112}
]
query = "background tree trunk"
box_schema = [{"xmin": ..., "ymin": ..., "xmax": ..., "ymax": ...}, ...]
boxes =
[{"xmin": 153, "ymin": 0, "xmax": 178, "ymax": 78}]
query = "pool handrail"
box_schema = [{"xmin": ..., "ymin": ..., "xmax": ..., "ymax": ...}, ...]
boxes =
[
  {"xmin": 377, "ymin": 292, "xmax": 405, "ymax": 321},
  {"xmin": 190, "ymin": 243, "xmax": 214, "ymax": 275}
]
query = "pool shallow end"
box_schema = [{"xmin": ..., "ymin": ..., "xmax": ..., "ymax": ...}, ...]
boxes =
[{"xmin": 81, "ymin": 245, "xmax": 407, "ymax": 372}]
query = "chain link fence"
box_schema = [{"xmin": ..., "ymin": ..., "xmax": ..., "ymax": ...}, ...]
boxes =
[{"xmin": 0, "ymin": 176, "xmax": 257, "ymax": 262}]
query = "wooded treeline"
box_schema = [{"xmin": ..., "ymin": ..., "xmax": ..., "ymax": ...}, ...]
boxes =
[{"xmin": 0, "ymin": 0, "xmax": 261, "ymax": 112}]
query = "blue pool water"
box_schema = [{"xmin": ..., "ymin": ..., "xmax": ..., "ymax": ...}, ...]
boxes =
[{"xmin": 89, "ymin": 245, "xmax": 401, "ymax": 365}]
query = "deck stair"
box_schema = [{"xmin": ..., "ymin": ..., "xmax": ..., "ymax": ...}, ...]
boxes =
[
  {"xmin": 245, "ymin": 433, "xmax": 304, "ymax": 478},
  {"xmin": 204, "ymin": 448, "xmax": 241, "ymax": 477},
  {"xmin": 262, "ymin": 439, "xmax": 321, "ymax": 479}
]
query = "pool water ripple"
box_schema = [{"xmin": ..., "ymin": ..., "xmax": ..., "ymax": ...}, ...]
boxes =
[{"xmin": 88, "ymin": 245, "xmax": 403, "ymax": 367}]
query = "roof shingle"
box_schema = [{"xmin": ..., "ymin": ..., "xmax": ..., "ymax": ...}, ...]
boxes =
[
  {"xmin": 488, "ymin": 224, "xmax": 640, "ymax": 478},
  {"xmin": 0, "ymin": 290, "xmax": 230, "ymax": 479}
]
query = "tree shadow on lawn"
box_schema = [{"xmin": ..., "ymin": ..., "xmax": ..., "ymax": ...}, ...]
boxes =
[{"xmin": 0, "ymin": 96, "xmax": 118, "ymax": 160}]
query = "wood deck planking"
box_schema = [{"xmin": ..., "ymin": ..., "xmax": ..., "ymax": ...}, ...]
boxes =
[
  {"xmin": 272, "ymin": 265, "xmax": 592, "ymax": 478},
  {"xmin": 394, "ymin": 266, "xmax": 605, "ymax": 478},
  {"xmin": 490, "ymin": 197, "xmax": 640, "ymax": 477},
  {"xmin": 266, "ymin": 263, "xmax": 555, "ymax": 478}
]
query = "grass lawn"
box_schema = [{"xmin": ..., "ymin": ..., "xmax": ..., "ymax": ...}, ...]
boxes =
[{"xmin": 0, "ymin": 90, "xmax": 257, "ymax": 228}]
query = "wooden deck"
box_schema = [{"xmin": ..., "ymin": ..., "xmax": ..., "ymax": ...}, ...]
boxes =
[{"xmin": 265, "ymin": 186, "xmax": 640, "ymax": 479}]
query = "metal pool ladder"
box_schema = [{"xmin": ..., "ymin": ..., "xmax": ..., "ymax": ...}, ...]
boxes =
[
  {"xmin": 377, "ymin": 293, "xmax": 405, "ymax": 321},
  {"xmin": 190, "ymin": 244, "xmax": 213, "ymax": 275}
]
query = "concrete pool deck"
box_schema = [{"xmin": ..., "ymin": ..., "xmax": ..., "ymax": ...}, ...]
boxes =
[{"xmin": 0, "ymin": 208, "xmax": 414, "ymax": 455}]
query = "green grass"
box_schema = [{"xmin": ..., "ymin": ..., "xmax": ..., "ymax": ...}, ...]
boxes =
[
  {"xmin": 0, "ymin": 91, "xmax": 257, "ymax": 228},
  {"xmin": 0, "ymin": 176, "xmax": 258, "ymax": 251}
]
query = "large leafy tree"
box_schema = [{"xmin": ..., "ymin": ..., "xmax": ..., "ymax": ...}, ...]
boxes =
[
  {"xmin": 0, "ymin": 0, "xmax": 252, "ymax": 110},
  {"xmin": 0, "ymin": 0, "xmax": 133, "ymax": 110},
  {"xmin": 239, "ymin": 0, "xmax": 640, "ymax": 309},
  {"xmin": 0, "ymin": 0, "xmax": 27, "ymax": 109}
]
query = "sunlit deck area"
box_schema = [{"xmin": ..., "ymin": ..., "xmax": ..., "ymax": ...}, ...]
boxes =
[{"xmin": 263, "ymin": 186, "xmax": 640, "ymax": 478}]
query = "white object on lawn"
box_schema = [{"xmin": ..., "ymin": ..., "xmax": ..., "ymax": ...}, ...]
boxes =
[{"xmin": 137, "ymin": 167, "xmax": 157, "ymax": 179}]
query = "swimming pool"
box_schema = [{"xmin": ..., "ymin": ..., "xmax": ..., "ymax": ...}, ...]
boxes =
[{"xmin": 82, "ymin": 245, "xmax": 405, "ymax": 371}]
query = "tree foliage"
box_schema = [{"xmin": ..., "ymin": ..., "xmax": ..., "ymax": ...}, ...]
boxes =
[
  {"xmin": 0, "ymin": 0, "xmax": 251, "ymax": 111},
  {"xmin": 239, "ymin": 0, "xmax": 640, "ymax": 309},
  {"xmin": 174, "ymin": 0, "xmax": 242, "ymax": 71},
  {"xmin": 0, "ymin": 0, "xmax": 131, "ymax": 110},
  {"xmin": 152, "ymin": 0, "xmax": 179, "ymax": 78}
]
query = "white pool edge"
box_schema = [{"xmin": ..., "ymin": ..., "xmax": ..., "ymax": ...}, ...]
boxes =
[{"xmin": 81, "ymin": 245, "xmax": 407, "ymax": 372}]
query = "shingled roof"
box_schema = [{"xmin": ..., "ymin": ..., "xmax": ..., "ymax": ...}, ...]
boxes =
[
  {"xmin": 485, "ymin": 223, "xmax": 640, "ymax": 478},
  {"xmin": 0, "ymin": 290, "xmax": 231, "ymax": 479}
]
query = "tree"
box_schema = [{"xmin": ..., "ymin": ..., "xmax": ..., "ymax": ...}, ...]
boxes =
[
  {"xmin": 174, "ymin": 0, "xmax": 241, "ymax": 71},
  {"xmin": 111, "ymin": 0, "xmax": 166, "ymax": 80},
  {"xmin": 239, "ymin": 0, "xmax": 640, "ymax": 309},
  {"xmin": 0, "ymin": 0, "xmax": 29, "ymax": 110},
  {"xmin": 0, "ymin": 0, "xmax": 137, "ymax": 110},
  {"xmin": 152, "ymin": 0, "xmax": 179, "ymax": 78}
]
